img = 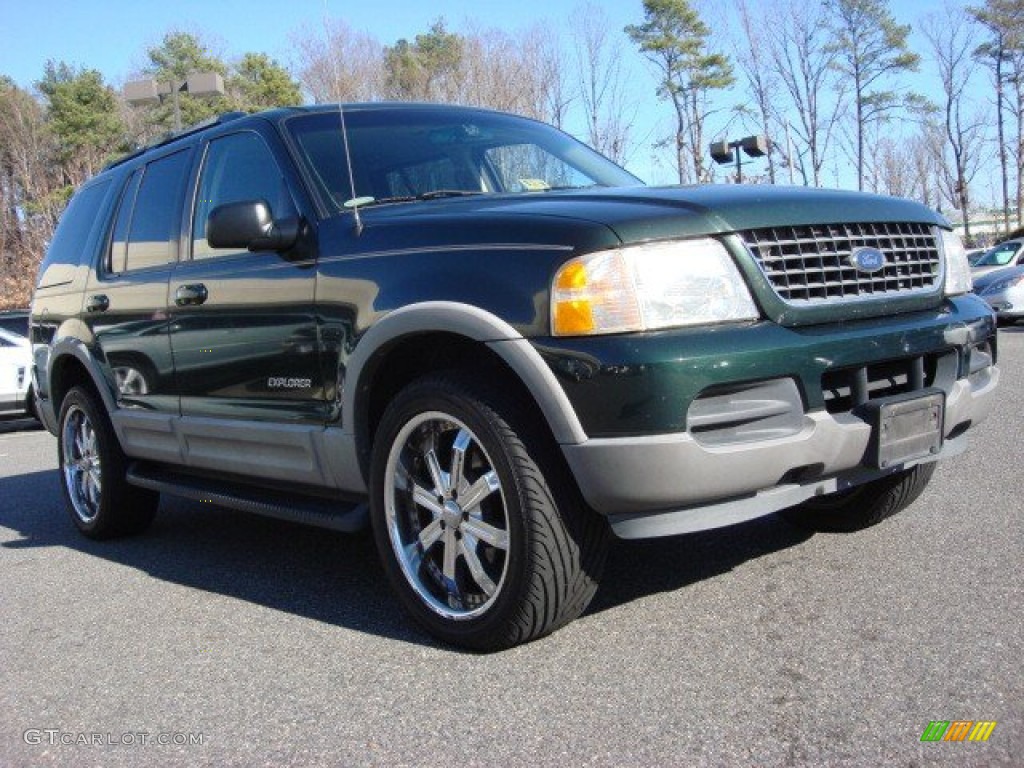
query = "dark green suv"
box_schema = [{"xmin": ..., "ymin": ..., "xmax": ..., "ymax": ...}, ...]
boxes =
[{"xmin": 30, "ymin": 104, "xmax": 999, "ymax": 650}]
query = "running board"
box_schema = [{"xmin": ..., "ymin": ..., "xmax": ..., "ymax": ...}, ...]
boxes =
[{"xmin": 126, "ymin": 463, "xmax": 368, "ymax": 533}]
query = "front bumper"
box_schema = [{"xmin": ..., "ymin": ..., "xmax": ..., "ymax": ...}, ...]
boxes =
[
  {"xmin": 550, "ymin": 296, "xmax": 999, "ymax": 539},
  {"xmin": 563, "ymin": 376, "xmax": 996, "ymax": 539}
]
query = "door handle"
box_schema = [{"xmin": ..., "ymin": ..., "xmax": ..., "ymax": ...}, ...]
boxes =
[
  {"xmin": 85, "ymin": 294, "xmax": 109, "ymax": 313},
  {"xmin": 175, "ymin": 284, "xmax": 208, "ymax": 306}
]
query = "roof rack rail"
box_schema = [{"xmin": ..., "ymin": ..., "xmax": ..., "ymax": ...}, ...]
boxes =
[{"xmin": 104, "ymin": 111, "xmax": 248, "ymax": 171}]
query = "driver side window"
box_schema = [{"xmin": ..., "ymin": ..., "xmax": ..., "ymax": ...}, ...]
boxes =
[{"xmin": 192, "ymin": 132, "xmax": 291, "ymax": 260}]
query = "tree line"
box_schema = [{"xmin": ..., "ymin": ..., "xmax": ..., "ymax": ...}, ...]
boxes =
[{"xmin": 2, "ymin": 0, "xmax": 1022, "ymax": 310}]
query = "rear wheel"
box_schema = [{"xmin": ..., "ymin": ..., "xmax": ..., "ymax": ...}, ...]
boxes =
[
  {"xmin": 779, "ymin": 463, "xmax": 936, "ymax": 533},
  {"xmin": 370, "ymin": 373, "xmax": 608, "ymax": 651},
  {"xmin": 58, "ymin": 386, "xmax": 158, "ymax": 539}
]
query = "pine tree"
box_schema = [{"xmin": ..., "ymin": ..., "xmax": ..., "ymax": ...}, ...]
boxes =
[{"xmin": 625, "ymin": 0, "xmax": 734, "ymax": 184}]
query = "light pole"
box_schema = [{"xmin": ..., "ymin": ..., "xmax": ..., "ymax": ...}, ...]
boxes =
[
  {"xmin": 710, "ymin": 135, "xmax": 769, "ymax": 184},
  {"xmin": 124, "ymin": 73, "xmax": 225, "ymax": 131}
]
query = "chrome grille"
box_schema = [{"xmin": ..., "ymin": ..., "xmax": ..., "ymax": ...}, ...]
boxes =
[{"xmin": 741, "ymin": 222, "xmax": 941, "ymax": 304}]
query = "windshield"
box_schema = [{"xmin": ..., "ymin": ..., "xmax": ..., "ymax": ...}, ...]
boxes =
[
  {"xmin": 975, "ymin": 242, "xmax": 1021, "ymax": 267},
  {"xmin": 284, "ymin": 107, "xmax": 641, "ymax": 216}
]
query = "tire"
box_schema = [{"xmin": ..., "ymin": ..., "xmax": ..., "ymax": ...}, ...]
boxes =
[
  {"xmin": 369, "ymin": 372, "xmax": 609, "ymax": 651},
  {"xmin": 24, "ymin": 385, "xmax": 40, "ymax": 421},
  {"xmin": 779, "ymin": 462, "xmax": 937, "ymax": 533},
  {"xmin": 58, "ymin": 386, "xmax": 158, "ymax": 539}
]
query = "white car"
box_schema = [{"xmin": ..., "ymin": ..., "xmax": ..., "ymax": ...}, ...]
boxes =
[
  {"xmin": 970, "ymin": 239, "xmax": 1024, "ymax": 281},
  {"xmin": 0, "ymin": 327, "xmax": 35, "ymax": 418}
]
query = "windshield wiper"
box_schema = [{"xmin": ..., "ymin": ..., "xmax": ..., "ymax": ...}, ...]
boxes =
[
  {"xmin": 538, "ymin": 184, "xmax": 608, "ymax": 192},
  {"xmin": 417, "ymin": 189, "xmax": 485, "ymax": 200},
  {"xmin": 350, "ymin": 196, "xmax": 413, "ymax": 208},
  {"xmin": 343, "ymin": 190, "xmax": 484, "ymax": 209}
]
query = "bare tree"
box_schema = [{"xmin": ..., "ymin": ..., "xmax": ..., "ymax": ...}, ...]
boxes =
[
  {"xmin": 871, "ymin": 134, "xmax": 936, "ymax": 199},
  {"xmin": 734, "ymin": 0, "xmax": 780, "ymax": 183},
  {"xmin": 529, "ymin": 25, "xmax": 573, "ymax": 129},
  {"xmin": 1015, "ymin": 42, "xmax": 1024, "ymax": 227},
  {"xmin": 570, "ymin": 4, "xmax": 636, "ymax": 164},
  {"xmin": 971, "ymin": 0, "xmax": 1024, "ymax": 229},
  {"xmin": 292, "ymin": 19, "xmax": 386, "ymax": 103},
  {"xmin": 767, "ymin": 0, "xmax": 846, "ymax": 186},
  {"xmin": 459, "ymin": 24, "xmax": 569, "ymax": 123},
  {"xmin": 909, "ymin": 129, "xmax": 943, "ymax": 210},
  {"xmin": 922, "ymin": 6, "xmax": 987, "ymax": 239},
  {"xmin": 0, "ymin": 79, "xmax": 60, "ymax": 308}
]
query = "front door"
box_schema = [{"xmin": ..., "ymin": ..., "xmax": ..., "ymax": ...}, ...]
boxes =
[{"xmin": 168, "ymin": 128, "xmax": 322, "ymax": 425}]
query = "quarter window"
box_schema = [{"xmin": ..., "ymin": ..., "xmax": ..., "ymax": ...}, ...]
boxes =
[{"xmin": 37, "ymin": 179, "xmax": 111, "ymax": 287}]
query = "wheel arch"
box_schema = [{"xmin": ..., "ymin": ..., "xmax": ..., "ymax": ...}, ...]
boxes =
[
  {"xmin": 346, "ymin": 302, "xmax": 587, "ymax": 480},
  {"xmin": 48, "ymin": 339, "xmax": 118, "ymax": 420}
]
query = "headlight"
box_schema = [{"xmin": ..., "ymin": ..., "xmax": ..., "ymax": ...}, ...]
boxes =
[
  {"xmin": 940, "ymin": 229, "xmax": 972, "ymax": 296},
  {"xmin": 551, "ymin": 238, "xmax": 759, "ymax": 336}
]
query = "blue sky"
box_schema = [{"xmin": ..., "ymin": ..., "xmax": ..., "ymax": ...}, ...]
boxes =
[
  {"xmin": 0, "ymin": 0, "xmax": 972, "ymax": 190},
  {"xmin": 0, "ymin": 0, "xmax": 650, "ymax": 85}
]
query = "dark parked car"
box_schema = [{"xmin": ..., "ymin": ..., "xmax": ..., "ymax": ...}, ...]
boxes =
[{"xmin": 30, "ymin": 104, "xmax": 999, "ymax": 650}]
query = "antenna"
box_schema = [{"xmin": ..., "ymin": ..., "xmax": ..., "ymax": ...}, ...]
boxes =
[
  {"xmin": 323, "ymin": 0, "xmax": 365, "ymax": 233},
  {"xmin": 337, "ymin": 102, "xmax": 363, "ymax": 233}
]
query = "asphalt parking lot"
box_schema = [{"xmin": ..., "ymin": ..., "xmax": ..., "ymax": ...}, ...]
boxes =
[{"xmin": 1, "ymin": 331, "xmax": 1021, "ymax": 767}]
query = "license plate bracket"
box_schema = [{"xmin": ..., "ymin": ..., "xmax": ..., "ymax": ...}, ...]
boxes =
[{"xmin": 858, "ymin": 389, "xmax": 945, "ymax": 470}]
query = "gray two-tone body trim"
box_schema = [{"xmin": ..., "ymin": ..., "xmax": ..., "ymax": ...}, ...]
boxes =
[
  {"xmin": 36, "ymin": 336, "xmax": 118, "ymax": 433},
  {"xmin": 110, "ymin": 410, "xmax": 341, "ymax": 489},
  {"xmin": 103, "ymin": 302, "xmax": 586, "ymax": 498},
  {"xmin": 607, "ymin": 438, "xmax": 965, "ymax": 539},
  {"xmin": 573, "ymin": 372, "xmax": 998, "ymax": 539},
  {"xmin": 340, "ymin": 301, "xmax": 587, "ymax": 446}
]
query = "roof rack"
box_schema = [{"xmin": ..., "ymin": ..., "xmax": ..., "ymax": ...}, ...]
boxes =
[{"xmin": 104, "ymin": 111, "xmax": 248, "ymax": 171}]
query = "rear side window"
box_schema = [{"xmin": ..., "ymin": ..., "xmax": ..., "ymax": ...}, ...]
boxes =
[
  {"xmin": 36, "ymin": 179, "xmax": 111, "ymax": 288},
  {"xmin": 112, "ymin": 149, "xmax": 191, "ymax": 273}
]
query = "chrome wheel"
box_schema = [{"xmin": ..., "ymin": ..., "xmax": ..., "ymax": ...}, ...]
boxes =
[
  {"xmin": 384, "ymin": 411, "xmax": 510, "ymax": 621},
  {"xmin": 62, "ymin": 403, "xmax": 102, "ymax": 524}
]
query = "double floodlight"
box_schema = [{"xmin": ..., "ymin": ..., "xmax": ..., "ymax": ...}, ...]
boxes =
[
  {"xmin": 124, "ymin": 73, "xmax": 225, "ymax": 105},
  {"xmin": 710, "ymin": 135, "xmax": 769, "ymax": 165}
]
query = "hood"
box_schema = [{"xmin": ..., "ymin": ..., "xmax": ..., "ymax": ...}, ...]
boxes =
[
  {"xmin": 367, "ymin": 184, "xmax": 949, "ymax": 246},
  {"xmin": 973, "ymin": 264, "xmax": 1024, "ymax": 291}
]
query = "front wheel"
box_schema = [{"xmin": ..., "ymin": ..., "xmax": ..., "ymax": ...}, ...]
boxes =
[
  {"xmin": 370, "ymin": 373, "xmax": 608, "ymax": 651},
  {"xmin": 58, "ymin": 386, "xmax": 158, "ymax": 539},
  {"xmin": 779, "ymin": 462, "xmax": 937, "ymax": 533}
]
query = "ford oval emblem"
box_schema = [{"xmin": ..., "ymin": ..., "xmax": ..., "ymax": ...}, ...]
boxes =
[{"xmin": 850, "ymin": 246, "xmax": 886, "ymax": 273}]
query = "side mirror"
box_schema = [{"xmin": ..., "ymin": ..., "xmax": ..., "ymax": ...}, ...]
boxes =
[{"xmin": 207, "ymin": 199, "xmax": 299, "ymax": 252}]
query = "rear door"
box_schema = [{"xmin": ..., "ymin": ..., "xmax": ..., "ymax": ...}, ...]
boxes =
[
  {"xmin": 83, "ymin": 149, "xmax": 192, "ymax": 413},
  {"xmin": 168, "ymin": 126, "xmax": 322, "ymax": 424}
]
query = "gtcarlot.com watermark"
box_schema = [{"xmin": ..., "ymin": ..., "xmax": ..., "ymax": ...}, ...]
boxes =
[{"xmin": 24, "ymin": 729, "xmax": 204, "ymax": 747}]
